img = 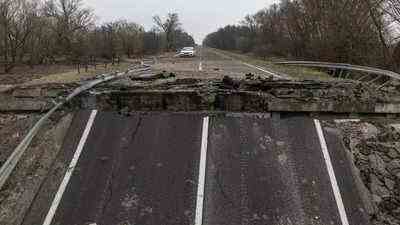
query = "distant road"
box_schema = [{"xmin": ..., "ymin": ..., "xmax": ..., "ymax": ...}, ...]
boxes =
[
  {"xmin": 154, "ymin": 47, "xmax": 290, "ymax": 80},
  {"xmin": 205, "ymin": 48, "xmax": 288, "ymax": 79}
]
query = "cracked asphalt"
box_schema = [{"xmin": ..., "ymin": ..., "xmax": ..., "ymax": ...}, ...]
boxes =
[
  {"xmin": 14, "ymin": 49, "xmax": 377, "ymax": 225},
  {"xmin": 24, "ymin": 111, "xmax": 370, "ymax": 225}
]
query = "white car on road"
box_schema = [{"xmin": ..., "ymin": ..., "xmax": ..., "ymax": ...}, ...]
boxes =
[{"xmin": 178, "ymin": 47, "xmax": 196, "ymax": 57}]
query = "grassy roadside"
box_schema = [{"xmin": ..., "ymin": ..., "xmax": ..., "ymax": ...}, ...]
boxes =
[
  {"xmin": 25, "ymin": 61, "xmax": 133, "ymax": 86},
  {"xmin": 210, "ymin": 48, "xmax": 333, "ymax": 81}
]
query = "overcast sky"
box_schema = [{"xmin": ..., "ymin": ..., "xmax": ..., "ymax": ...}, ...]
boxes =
[{"xmin": 85, "ymin": 0, "xmax": 279, "ymax": 44}]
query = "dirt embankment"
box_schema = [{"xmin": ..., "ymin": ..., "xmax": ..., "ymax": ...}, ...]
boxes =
[
  {"xmin": 338, "ymin": 121, "xmax": 400, "ymax": 225},
  {"xmin": 0, "ymin": 112, "xmax": 73, "ymax": 225},
  {"xmin": 0, "ymin": 114, "xmax": 41, "ymax": 166}
]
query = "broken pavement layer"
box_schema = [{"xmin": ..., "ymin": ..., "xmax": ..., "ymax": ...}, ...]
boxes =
[
  {"xmin": 1, "ymin": 74, "xmax": 400, "ymax": 225},
  {"xmin": 0, "ymin": 76, "xmax": 398, "ymax": 114},
  {"xmin": 337, "ymin": 121, "xmax": 400, "ymax": 225}
]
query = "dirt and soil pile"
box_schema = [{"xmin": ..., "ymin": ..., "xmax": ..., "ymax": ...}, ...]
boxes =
[
  {"xmin": 0, "ymin": 112, "xmax": 72, "ymax": 225},
  {"xmin": 338, "ymin": 121, "xmax": 400, "ymax": 225},
  {"xmin": 0, "ymin": 114, "xmax": 41, "ymax": 167}
]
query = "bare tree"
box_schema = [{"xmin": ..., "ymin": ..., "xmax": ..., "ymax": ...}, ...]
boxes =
[
  {"xmin": 0, "ymin": 1, "xmax": 193, "ymax": 73},
  {"xmin": 153, "ymin": 13, "xmax": 181, "ymax": 51},
  {"xmin": 0, "ymin": 0, "xmax": 38, "ymax": 72},
  {"xmin": 205, "ymin": 0, "xmax": 395, "ymax": 68},
  {"xmin": 115, "ymin": 20, "xmax": 145, "ymax": 58},
  {"xmin": 386, "ymin": 0, "xmax": 400, "ymax": 71},
  {"xmin": 43, "ymin": 0, "xmax": 94, "ymax": 56}
]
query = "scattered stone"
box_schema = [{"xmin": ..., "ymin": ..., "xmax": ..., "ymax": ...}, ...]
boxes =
[
  {"xmin": 222, "ymin": 76, "xmax": 240, "ymax": 89},
  {"xmin": 381, "ymin": 154, "xmax": 393, "ymax": 163},
  {"xmin": 358, "ymin": 142, "xmax": 372, "ymax": 155},
  {"xmin": 360, "ymin": 123, "xmax": 379, "ymax": 140},
  {"xmin": 388, "ymin": 149, "xmax": 400, "ymax": 159},
  {"xmin": 378, "ymin": 128, "xmax": 400, "ymax": 142},
  {"xmin": 390, "ymin": 124, "xmax": 400, "ymax": 133},
  {"xmin": 357, "ymin": 156, "xmax": 369, "ymax": 169},
  {"xmin": 380, "ymin": 198, "xmax": 399, "ymax": 211},
  {"xmin": 388, "ymin": 159, "xmax": 400, "ymax": 174},
  {"xmin": 245, "ymin": 73, "xmax": 255, "ymax": 80},
  {"xmin": 373, "ymin": 194, "xmax": 383, "ymax": 204},
  {"xmin": 366, "ymin": 142, "xmax": 393, "ymax": 154},
  {"xmin": 0, "ymin": 85, "xmax": 14, "ymax": 93},
  {"xmin": 385, "ymin": 178, "xmax": 396, "ymax": 190},
  {"xmin": 370, "ymin": 174, "xmax": 390, "ymax": 197},
  {"xmin": 369, "ymin": 154, "xmax": 389, "ymax": 177}
]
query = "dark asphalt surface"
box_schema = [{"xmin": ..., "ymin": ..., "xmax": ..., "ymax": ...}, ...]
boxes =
[
  {"xmin": 52, "ymin": 112, "xmax": 203, "ymax": 225},
  {"xmin": 323, "ymin": 122, "xmax": 370, "ymax": 225},
  {"xmin": 22, "ymin": 110, "xmax": 93, "ymax": 225},
  {"xmin": 27, "ymin": 112, "xmax": 370, "ymax": 225}
]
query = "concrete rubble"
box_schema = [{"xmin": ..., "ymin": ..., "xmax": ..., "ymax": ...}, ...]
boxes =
[
  {"xmin": 338, "ymin": 121, "xmax": 400, "ymax": 225},
  {"xmin": 1, "ymin": 75, "xmax": 399, "ymax": 114}
]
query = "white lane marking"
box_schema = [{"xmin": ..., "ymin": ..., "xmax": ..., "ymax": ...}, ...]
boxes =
[
  {"xmin": 314, "ymin": 119, "xmax": 350, "ymax": 225},
  {"xmin": 242, "ymin": 62, "xmax": 284, "ymax": 79},
  {"xmin": 209, "ymin": 48, "xmax": 285, "ymax": 79},
  {"xmin": 195, "ymin": 116, "xmax": 209, "ymax": 225},
  {"xmin": 42, "ymin": 110, "xmax": 98, "ymax": 225},
  {"xmin": 199, "ymin": 61, "xmax": 203, "ymax": 71}
]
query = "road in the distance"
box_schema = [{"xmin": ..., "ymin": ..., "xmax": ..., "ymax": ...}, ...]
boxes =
[
  {"xmin": 152, "ymin": 47, "xmax": 286, "ymax": 80},
  {"xmin": 23, "ymin": 111, "xmax": 370, "ymax": 225}
]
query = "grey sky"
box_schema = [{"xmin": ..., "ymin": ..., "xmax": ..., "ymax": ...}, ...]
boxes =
[{"xmin": 85, "ymin": 0, "xmax": 279, "ymax": 44}]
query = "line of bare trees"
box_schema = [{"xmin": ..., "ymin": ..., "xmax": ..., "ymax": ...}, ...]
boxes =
[
  {"xmin": 0, "ymin": 0, "xmax": 195, "ymax": 73},
  {"xmin": 204, "ymin": 0, "xmax": 400, "ymax": 72}
]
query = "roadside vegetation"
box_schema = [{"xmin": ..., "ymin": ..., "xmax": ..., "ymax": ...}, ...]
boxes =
[
  {"xmin": 204, "ymin": 0, "xmax": 400, "ymax": 73},
  {"xmin": 0, "ymin": 0, "xmax": 194, "ymax": 81}
]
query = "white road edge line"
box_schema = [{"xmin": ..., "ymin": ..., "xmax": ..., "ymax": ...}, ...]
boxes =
[
  {"xmin": 314, "ymin": 119, "xmax": 350, "ymax": 225},
  {"xmin": 242, "ymin": 62, "xmax": 283, "ymax": 79},
  {"xmin": 42, "ymin": 110, "xmax": 98, "ymax": 225},
  {"xmin": 195, "ymin": 116, "xmax": 209, "ymax": 225}
]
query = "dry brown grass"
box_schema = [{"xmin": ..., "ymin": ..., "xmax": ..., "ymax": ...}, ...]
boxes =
[
  {"xmin": 211, "ymin": 48, "xmax": 334, "ymax": 81},
  {"xmin": 0, "ymin": 61, "xmax": 134, "ymax": 86},
  {"xmin": 25, "ymin": 62, "xmax": 132, "ymax": 86}
]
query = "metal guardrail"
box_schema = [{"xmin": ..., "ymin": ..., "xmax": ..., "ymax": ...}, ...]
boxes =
[
  {"xmin": 0, "ymin": 66, "xmax": 151, "ymax": 190},
  {"xmin": 276, "ymin": 61, "xmax": 400, "ymax": 81}
]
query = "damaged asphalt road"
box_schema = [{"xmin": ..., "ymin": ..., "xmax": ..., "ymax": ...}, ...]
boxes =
[
  {"xmin": 0, "ymin": 47, "xmax": 399, "ymax": 115},
  {"xmin": 1, "ymin": 47, "xmax": 400, "ymax": 225},
  {"xmin": 23, "ymin": 112, "xmax": 370, "ymax": 225}
]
